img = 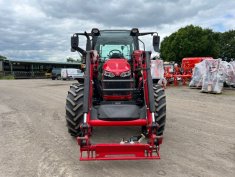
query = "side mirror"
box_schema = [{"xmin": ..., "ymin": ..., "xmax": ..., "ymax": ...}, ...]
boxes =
[
  {"xmin": 71, "ymin": 34, "xmax": 79, "ymax": 51},
  {"xmin": 153, "ymin": 35, "xmax": 160, "ymax": 52}
]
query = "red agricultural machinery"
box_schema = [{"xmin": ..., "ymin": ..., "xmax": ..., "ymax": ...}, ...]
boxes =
[
  {"xmin": 164, "ymin": 57, "xmax": 213, "ymax": 86},
  {"xmin": 65, "ymin": 28, "xmax": 166, "ymax": 160}
]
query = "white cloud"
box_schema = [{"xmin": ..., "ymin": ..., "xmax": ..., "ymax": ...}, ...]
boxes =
[{"xmin": 0, "ymin": 0, "xmax": 234, "ymax": 61}]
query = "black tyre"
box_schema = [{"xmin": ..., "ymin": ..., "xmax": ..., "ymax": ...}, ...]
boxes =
[
  {"xmin": 153, "ymin": 84, "xmax": 166, "ymax": 135},
  {"xmin": 65, "ymin": 83, "xmax": 84, "ymax": 137},
  {"xmin": 56, "ymin": 75, "xmax": 61, "ymax": 80}
]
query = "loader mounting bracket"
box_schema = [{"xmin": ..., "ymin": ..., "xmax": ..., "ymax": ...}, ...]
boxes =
[
  {"xmin": 78, "ymin": 143, "xmax": 161, "ymax": 161},
  {"xmin": 76, "ymin": 133, "xmax": 163, "ymax": 160}
]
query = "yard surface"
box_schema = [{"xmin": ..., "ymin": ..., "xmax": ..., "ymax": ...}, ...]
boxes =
[{"xmin": 0, "ymin": 79, "xmax": 234, "ymax": 177}]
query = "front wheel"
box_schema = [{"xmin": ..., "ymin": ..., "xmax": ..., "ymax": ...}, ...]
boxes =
[
  {"xmin": 65, "ymin": 83, "xmax": 84, "ymax": 137},
  {"xmin": 153, "ymin": 84, "xmax": 166, "ymax": 136}
]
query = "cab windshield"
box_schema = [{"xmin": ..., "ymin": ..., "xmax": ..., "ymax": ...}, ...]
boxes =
[{"xmin": 95, "ymin": 30, "xmax": 135, "ymax": 61}]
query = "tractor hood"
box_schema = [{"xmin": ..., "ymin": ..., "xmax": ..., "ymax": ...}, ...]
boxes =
[{"xmin": 103, "ymin": 59, "xmax": 130, "ymax": 76}]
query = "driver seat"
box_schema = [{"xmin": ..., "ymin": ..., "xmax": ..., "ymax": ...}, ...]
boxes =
[{"xmin": 110, "ymin": 53, "xmax": 124, "ymax": 58}]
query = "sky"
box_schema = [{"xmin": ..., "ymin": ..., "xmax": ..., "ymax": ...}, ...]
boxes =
[{"xmin": 0, "ymin": 0, "xmax": 235, "ymax": 61}]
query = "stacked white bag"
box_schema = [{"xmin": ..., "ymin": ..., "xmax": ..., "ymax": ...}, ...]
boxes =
[{"xmin": 189, "ymin": 59, "xmax": 235, "ymax": 93}]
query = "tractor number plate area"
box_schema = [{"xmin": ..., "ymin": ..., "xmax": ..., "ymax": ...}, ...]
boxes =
[{"xmin": 79, "ymin": 144, "xmax": 160, "ymax": 161}]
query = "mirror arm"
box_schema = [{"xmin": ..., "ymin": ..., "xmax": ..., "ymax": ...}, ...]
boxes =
[
  {"xmin": 73, "ymin": 46, "xmax": 87, "ymax": 56},
  {"xmin": 84, "ymin": 32, "xmax": 92, "ymax": 50}
]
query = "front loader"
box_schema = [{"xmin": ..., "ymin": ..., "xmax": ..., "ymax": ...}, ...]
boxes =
[{"xmin": 65, "ymin": 28, "xmax": 166, "ymax": 160}]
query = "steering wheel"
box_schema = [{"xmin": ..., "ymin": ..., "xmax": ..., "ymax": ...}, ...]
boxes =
[{"xmin": 109, "ymin": 49, "xmax": 122, "ymax": 56}]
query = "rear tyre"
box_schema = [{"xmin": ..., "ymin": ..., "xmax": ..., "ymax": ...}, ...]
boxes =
[
  {"xmin": 65, "ymin": 83, "xmax": 84, "ymax": 137},
  {"xmin": 153, "ymin": 84, "xmax": 166, "ymax": 136}
]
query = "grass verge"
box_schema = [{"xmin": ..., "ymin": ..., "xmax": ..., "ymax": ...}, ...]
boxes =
[{"xmin": 0, "ymin": 75, "xmax": 15, "ymax": 80}]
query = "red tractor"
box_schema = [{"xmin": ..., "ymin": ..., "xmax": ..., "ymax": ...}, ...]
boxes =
[{"xmin": 65, "ymin": 28, "xmax": 166, "ymax": 160}]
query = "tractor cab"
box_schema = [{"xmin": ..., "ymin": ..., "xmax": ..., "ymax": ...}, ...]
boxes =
[
  {"xmin": 94, "ymin": 30, "xmax": 134, "ymax": 61},
  {"xmin": 94, "ymin": 30, "xmax": 134, "ymax": 101}
]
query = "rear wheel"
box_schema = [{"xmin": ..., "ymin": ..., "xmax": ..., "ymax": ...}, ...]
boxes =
[
  {"xmin": 65, "ymin": 83, "xmax": 84, "ymax": 137},
  {"xmin": 153, "ymin": 84, "xmax": 166, "ymax": 135}
]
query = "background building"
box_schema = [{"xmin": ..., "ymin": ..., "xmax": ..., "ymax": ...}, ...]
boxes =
[{"xmin": 0, "ymin": 59, "xmax": 81, "ymax": 79}]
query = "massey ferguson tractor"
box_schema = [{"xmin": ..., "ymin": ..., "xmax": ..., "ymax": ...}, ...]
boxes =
[{"xmin": 65, "ymin": 28, "xmax": 166, "ymax": 160}]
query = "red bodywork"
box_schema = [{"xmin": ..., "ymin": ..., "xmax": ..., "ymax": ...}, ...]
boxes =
[
  {"xmin": 102, "ymin": 58, "xmax": 132, "ymax": 100},
  {"xmin": 163, "ymin": 64, "xmax": 174, "ymax": 85},
  {"xmin": 77, "ymin": 50, "xmax": 162, "ymax": 160},
  {"xmin": 103, "ymin": 58, "xmax": 130, "ymax": 75}
]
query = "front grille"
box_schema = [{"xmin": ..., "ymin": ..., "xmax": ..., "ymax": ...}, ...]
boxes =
[
  {"xmin": 103, "ymin": 76, "xmax": 132, "ymax": 89},
  {"xmin": 102, "ymin": 76, "xmax": 133, "ymax": 98}
]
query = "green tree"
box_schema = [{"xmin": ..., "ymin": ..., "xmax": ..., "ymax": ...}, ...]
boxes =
[
  {"xmin": 218, "ymin": 30, "xmax": 235, "ymax": 60},
  {"xmin": 66, "ymin": 57, "xmax": 81, "ymax": 63},
  {"xmin": 0, "ymin": 55, "xmax": 7, "ymax": 61},
  {"xmin": 160, "ymin": 25, "xmax": 220, "ymax": 63}
]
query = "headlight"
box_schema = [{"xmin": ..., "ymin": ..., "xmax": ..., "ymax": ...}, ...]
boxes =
[
  {"xmin": 120, "ymin": 70, "xmax": 131, "ymax": 77},
  {"xmin": 104, "ymin": 71, "xmax": 115, "ymax": 77}
]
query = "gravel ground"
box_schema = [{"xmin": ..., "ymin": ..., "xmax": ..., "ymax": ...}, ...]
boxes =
[{"xmin": 0, "ymin": 79, "xmax": 234, "ymax": 177}]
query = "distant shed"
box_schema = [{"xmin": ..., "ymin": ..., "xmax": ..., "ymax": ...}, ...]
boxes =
[{"xmin": 0, "ymin": 59, "xmax": 81, "ymax": 79}]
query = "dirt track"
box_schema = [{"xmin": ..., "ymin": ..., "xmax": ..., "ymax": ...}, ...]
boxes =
[{"xmin": 0, "ymin": 79, "xmax": 234, "ymax": 177}]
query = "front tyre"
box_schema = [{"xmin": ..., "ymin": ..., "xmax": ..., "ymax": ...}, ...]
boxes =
[
  {"xmin": 65, "ymin": 83, "xmax": 84, "ymax": 137},
  {"xmin": 153, "ymin": 84, "xmax": 166, "ymax": 136}
]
